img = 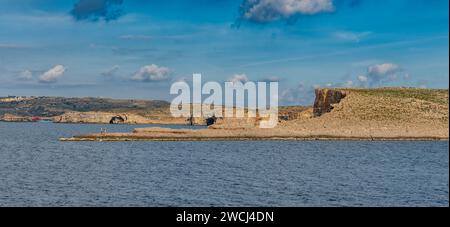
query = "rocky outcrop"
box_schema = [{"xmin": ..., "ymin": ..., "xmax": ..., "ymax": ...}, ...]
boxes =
[
  {"xmin": 313, "ymin": 89, "xmax": 347, "ymax": 117},
  {"xmin": 279, "ymin": 107, "xmax": 313, "ymax": 121},
  {"xmin": 0, "ymin": 114, "xmax": 34, "ymax": 122},
  {"xmin": 61, "ymin": 88, "xmax": 449, "ymax": 141},
  {"xmin": 53, "ymin": 112, "xmax": 155, "ymax": 124},
  {"xmin": 52, "ymin": 111, "xmax": 198, "ymax": 125}
]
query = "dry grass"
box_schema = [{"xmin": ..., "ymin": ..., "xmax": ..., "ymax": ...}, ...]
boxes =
[
  {"xmin": 344, "ymin": 87, "xmax": 448, "ymax": 105},
  {"xmin": 327, "ymin": 88, "xmax": 449, "ymax": 123}
]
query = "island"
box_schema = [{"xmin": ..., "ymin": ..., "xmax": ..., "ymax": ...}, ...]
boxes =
[{"xmin": 56, "ymin": 88, "xmax": 448, "ymax": 141}]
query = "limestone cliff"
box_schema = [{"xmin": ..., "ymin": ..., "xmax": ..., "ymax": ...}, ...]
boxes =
[
  {"xmin": 0, "ymin": 114, "xmax": 34, "ymax": 122},
  {"xmin": 52, "ymin": 111, "xmax": 203, "ymax": 125},
  {"xmin": 313, "ymin": 89, "xmax": 347, "ymax": 117}
]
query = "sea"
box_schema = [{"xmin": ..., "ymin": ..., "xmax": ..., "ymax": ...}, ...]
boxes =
[{"xmin": 0, "ymin": 122, "xmax": 448, "ymax": 206}]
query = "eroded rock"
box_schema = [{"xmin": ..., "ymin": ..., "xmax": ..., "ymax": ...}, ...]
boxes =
[{"xmin": 313, "ymin": 89, "xmax": 347, "ymax": 117}]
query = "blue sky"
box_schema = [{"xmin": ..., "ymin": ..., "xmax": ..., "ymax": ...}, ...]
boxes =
[{"xmin": 0, "ymin": 0, "xmax": 448, "ymax": 105}]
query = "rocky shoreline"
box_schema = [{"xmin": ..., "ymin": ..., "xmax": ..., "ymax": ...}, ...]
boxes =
[
  {"xmin": 60, "ymin": 88, "xmax": 449, "ymax": 142},
  {"xmin": 61, "ymin": 134, "xmax": 448, "ymax": 142}
]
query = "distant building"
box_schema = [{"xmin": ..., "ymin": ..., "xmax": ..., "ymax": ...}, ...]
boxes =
[{"xmin": 0, "ymin": 96, "xmax": 30, "ymax": 103}]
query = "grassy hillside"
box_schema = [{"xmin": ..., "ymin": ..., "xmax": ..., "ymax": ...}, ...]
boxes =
[
  {"xmin": 346, "ymin": 88, "xmax": 448, "ymax": 105},
  {"xmin": 332, "ymin": 88, "xmax": 449, "ymax": 122}
]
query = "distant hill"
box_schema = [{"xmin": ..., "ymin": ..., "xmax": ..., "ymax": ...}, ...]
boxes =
[{"xmin": 0, "ymin": 96, "xmax": 170, "ymax": 117}]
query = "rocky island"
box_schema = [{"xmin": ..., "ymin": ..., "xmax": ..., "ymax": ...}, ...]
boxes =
[{"xmin": 59, "ymin": 88, "xmax": 449, "ymax": 141}]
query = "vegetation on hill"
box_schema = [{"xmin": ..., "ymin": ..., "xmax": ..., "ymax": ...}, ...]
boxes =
[
  {"xmin": 345, "ymin": 88, "xmax": 448, "ymax": 105},
  {"xmin": 0, "ymin": 97, "xmax": 170, "ymax": 117},
  {"xmin": 328, "ymin": 88, "xmax": 449, "ymax": 122}
]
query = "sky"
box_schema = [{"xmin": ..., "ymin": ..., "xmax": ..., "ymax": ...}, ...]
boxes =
[{"xmin": 0, "ymin": 0, "xmax": 448, "ymax": 105}]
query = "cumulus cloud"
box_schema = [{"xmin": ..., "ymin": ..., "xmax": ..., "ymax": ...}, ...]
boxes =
[
  {"xmin": 237, "ymin": 0, "xmax": 334, "ymax": 24},
  {"xmin": 357, "ymin": 75, "xmax": 368, "ymax": 83},
  {"xmin": 349, "ymin": 63, "xmax": 409, "ymax": 87},
  {"xmin": 280, "ymin": 83, "xmax": 316, "ymax": 105},
  {"xmin": 368, "ymin": 63, "xmax": 401, "ymax": 77},
  {"xmin": 17, "ymin": 70, "xmax": 33, "ymax": 81},
  {"xmin": 228, "ymin": 74, "xmax": 249, "ymax": 83},
  {"xmin": 315, "ymin": 62, "xmax": 412, "ymax": 89},
  {"xmin": 39, "ymin": 65, "xmax": 66, "ymax": 83},
  {"xmin": 70, "ymin": 0, "xmax": 124, "ymax": 22},
  {"xmin": 131, "ymin": 64, "xmax": 171, "ymax": 82},
  {"xmin": 366, "ymin": 63, "xmax": 402, "ymax": 86}
]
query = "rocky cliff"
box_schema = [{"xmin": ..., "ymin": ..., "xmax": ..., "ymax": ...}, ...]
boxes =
[
  {"xmin": 313, "ymin": 89, "xmax": 347, "ymax": 117},
  {"xmin": 0, "ymin": 114, "xmax": 34, "ymax": 122},
  {"xmin": 52, "ymin": 111, "xmax": 198, "ymax": 125},
  {"xmin": 63, "ymin": 88, "xmax": 449, "ymax": 141}
]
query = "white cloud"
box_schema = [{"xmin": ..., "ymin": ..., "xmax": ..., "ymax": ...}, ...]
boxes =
[
  {"xmin": 357, "ymin": 75, "xmax": 368, "ymax": 82},
  {"xmin": 228, "ymin": 74, "xmax": 249, "ymax": 83},
  {"xmin": 131, "ymin": 64, "xmax": 171, "ymax": 82},
  {"xmin": 240, "ymin": 0, "xmax": 334, "ymax": 23},
  {"xmin": 368, "ymin": 63, "xmax": 401, "ymax": 77},
  {"xmin": 280, "ymin": 82, "xmax": 315, "ymax": 105},
  {"xmin": 17, "ymin": 70, "xmax": 33, "ymax": 80},
  {"xmin": 39, "ymin": 65, "xmax": 66, "ymax": 83},
  {"xmin": 355, "ymin": 63, "xmax": 406, "ymax": 87},
  {"xmin": 366, "ymin": 63, "xmax": 402, "ymax": 86}
]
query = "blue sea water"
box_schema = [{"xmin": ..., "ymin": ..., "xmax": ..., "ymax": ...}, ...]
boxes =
[{"xmin": 0, "ymin": 122, "xmax": 448, "ymax": 207}]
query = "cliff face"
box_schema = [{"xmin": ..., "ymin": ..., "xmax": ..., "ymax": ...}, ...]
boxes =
[
  {"xmin": 0, "ymin": 114, "xmax": 34, "ymax": 122},
  {"xmin": 313, "ymin": 89, "xmax": 347, "ymax": 117},
  {"xmin": 52, "ymin": 111, "xmax": 197, "ymax": 125},
  {"xmin": 53, "ymin": 112, "xmax": 155, "ymax": 124}
]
